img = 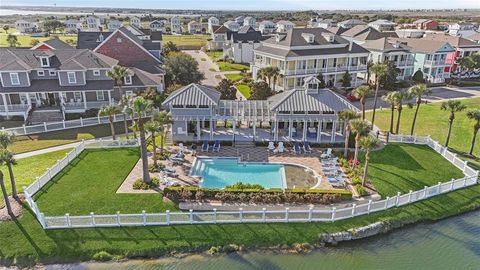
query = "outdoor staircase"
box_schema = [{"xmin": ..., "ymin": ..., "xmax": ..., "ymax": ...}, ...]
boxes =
[{"xmin": 28, "ymin": 109, "xmax": 64, "ymax": 125}]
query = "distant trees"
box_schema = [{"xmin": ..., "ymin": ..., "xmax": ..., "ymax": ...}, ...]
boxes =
[
  {"xmin": 163, "ymin": 52, "xmax": 205, "ymax": 86},
  {"xmin": 30, "ymin": 39, "xmax": 40, "ymax": 46},
  {"xmin": 249, "ymin": 81, "xmax": 274, "ymax": 100},
  {"xmin": 43, "ymin": 20, "xmax": 64, "ymax": 33},
  {"xmin": 6, "ymin": 34, "xmax": 18, "ymax": 47},
  {"xmin": 2, "ymin": 25, "xmax": 9, "ymax": 34},
  {"xmin": 163, "ymin": 41, "xmax": 179, "ymax": 56},
  {"xmin": 216, "ymin": 79, "xmax": 237, "ymax": 100}
]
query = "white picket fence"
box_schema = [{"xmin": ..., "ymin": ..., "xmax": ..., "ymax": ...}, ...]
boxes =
[
  {"xmin": 2, "ymin": 109, "xmax": 159, "ymax": 136},
  {"xmin": 23, "ymin": 135, "xmax": 479, "ymax": 230}
]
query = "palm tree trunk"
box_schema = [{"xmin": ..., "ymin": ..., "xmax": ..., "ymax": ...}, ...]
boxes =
[
  {"xmin": 109, "ymin": 116, "xmax": 116, "ymax": 140},
  {"xmin": 7, "ymin": 163, "xmax": 18, "ymax": 200},
  {"xmin": 469, "ymin": 127, "xmax": 479, "ymax": 156},
  {"xmin": 273, "ymin": 76, "xmax": 277, "ymax": 92},
  {"xmin": 160, "ymin": 133, "xmax": 165, "ymax": 156},
  {"xmin": 445, "ymin": 119, "xmax": 453, "ymax": 147},
  {"xmin": 410, "ymin": 102, "xmax": 421, "ymax": 135},
  {"xmin": 389, "ymin": 105, "xmax": 395, "ymax": 134},
  {"xmin": 362, "ymin": 154, "xmax": 369, "ymax": 187},
  {"xmin": 138, "ymin": 121, "xmax": 151, "ymax": 183},
  {"xmin": 343, "ymin": 125, "xmax": 350, "ymax": 158},
  {"xmin": 371, "ymin": 80, "xmax": 380, "ymax": 127},
  {"xmin": 396, "ymin": 108, "xmax": 402, "ymax": 134},
  {"xmin": 361, "ymin": 102, "xmax": 366, "ymax": 120},
  {"xmin": 151, "ymin": 133, "xmax": 157, "ymax": 166},
  {"xmin": 353, "ymin": 136, "xmax": 360, "ymax": 167},
  {"xmin": 123, "ymin": 114, "xmax": 129, "ymax": 139},
  {"xmin": 0, "ymin": 171, "xmax": 13, "ymax": 216}
]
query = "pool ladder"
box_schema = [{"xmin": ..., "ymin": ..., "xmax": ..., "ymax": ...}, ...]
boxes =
[{"xmin": 239, "ymin": 153, "xmax": 250, "ymax": 162}]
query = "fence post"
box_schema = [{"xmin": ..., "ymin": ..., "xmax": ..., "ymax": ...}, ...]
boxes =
[
  {"xmin": 262, "ymin": 208, "xmax": 266, "ymax": 222},
  {"xmin": 166, "ymin": 210, "xmax": 170, "ymax": 225},
  {"xmin": 331, "ymin": 207, "xmax": 336, "ymax": 221},
  {"xmin": 142, "ymin": 210, "xmax": 147, "ymax": 226},
  {"xmin": 367, "ymin": 200, "xmax": 372, "ymax": 214},
  {"xmin": 23, "ymin": 124, "xmax": 26, "ymax": 134},
  {"xmin": 44, "ymin": 122, "xmax": 47, "ymax": 132},
  {"xmin": 308, "ymin": 206, "xmax": 313, "ymax": 222},
  {"xmin": 97, "ymin": 115, "xmax": 101, "ymax": 124},
  {"xmin": 66, "ymin": 213, "xmax": 71, "ymax": 228},
  {"xmin": 239, "ymin": 208, "xmax": 243, "ymax": 223},
  {"xmin": 116, "ymin": 211, "xmax": 121, "ymax": 226},
  {"xmin": 80, "ymin": 117, "xmax": 84, "ymax": 127},
  {"xmin": 213, "ymin": 208, "xmax": 217, "ymax": 224},
  {"xmin": 385, "ymin": 197, "xmax": 390, "ymax": 209},
  {"xmin": 285, "ymin": 207, "xmax": 289, "ymax": 222},
  {"xmin": 395, "ymin": 192, "xmax": 401, "ymax": 206},
  {"xmin": 463, "ymin": 177, "xmax": 467, "ymax": 187},
  {"xmin": 423, "ymin": 186, "xmax": 428, "ymax": 198},
  {"xmin": 90, "ymin": 212, "xmax": 95, "ymax": 226},
  {"xmin": 189, "ymin": 209, "xmax": 193, "ymax": 224},
  {"xmin": 62, "ymin": 120, "xmax": 66, "ymax": 129},
  {"xmin": 38, "ymin": 212, "xmax": 47, "ymax": 228},
  {"xmin": 408, "ymin": 190, "xmax": 413, "ymax": 202},
  {"xmin": 437, "ymin": 182, "xmax": 442, "ymax": 194},
  {"xmin": 351, "ymin": 203, "xmax": 357, "ymax": 216},
  {"xmin": 47, "ymin": 168, "xmax": 52, "ymax": 179},
  {"xmin": 36, "ymin": 177, "xmax": 41, "ymax": 190}
]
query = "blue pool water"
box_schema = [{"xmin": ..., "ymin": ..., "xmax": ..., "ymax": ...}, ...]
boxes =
[{"xmin": 191, "ymin": 158, "xmax": 286, "ymax": 189}]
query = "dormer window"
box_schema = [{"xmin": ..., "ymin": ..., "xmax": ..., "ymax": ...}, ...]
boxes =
[
  {"xmin": 124, "ymin": 75, "xmax": 132, "ymax": 85},
  {"xmin": 49, "ymin": 70, "xmax": 57, "ymax": 76},
  {"xmin": 40, "ymin": 57, "xmax": 50, "ymax": 67},
  {"xmin": 10, "ymin": 73, "xmax": 20, "ymax": 85},
  {"xmin": 37, "ymin": 70, "xmax": 45, "ymax": 77},
  {"xmin": 67, "ymin": 72, "xmax": 77, "ymax": 84},
  {"xmin": 301, "ymin": 33, "xmax": 315, "ymax": 44}
]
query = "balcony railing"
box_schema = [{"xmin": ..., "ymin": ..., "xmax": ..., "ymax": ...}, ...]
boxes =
[
  {"xmin": 282, "ymin": 64, "xmax": 368, "ymax": 75},
  {"xmin": 0, "ymin": 104, "xmax": 30, "ymax": 112},
  {"xmin": 425, "ymin": 59, "xmax": 452, "ymax": 66},
  {"xmin": 63, "ymin": 101, "xmax": 111, "ymax": 111}
]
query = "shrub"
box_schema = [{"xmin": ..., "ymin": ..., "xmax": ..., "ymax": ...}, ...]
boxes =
[
  {"xmin": 225, "ymin": 182, "xmax": 264, "ymax": 190},
  {"xmin": 132, "ymin": 178, "xmax": 160, "ymax": 190},
  {"xmin": 207, "ymin": 246, "xmax": 221, "ymax": 255},
  {"xmin": 84, "ymin": 108, "xmax": 99, "ymax": 118},
  {"xmin": 355, "ymin": 185, "xmax": 368, "ymax": 196},
  {"xmin": 92, "ymin": 251, "xmax": 113, "ymax": 261},
  {"xmin": 351, "ymin": 175, "xmax": 362, "ymax": 186},
  {"xmin": 222, "ymin": 244, "xmax": 241, "ymax": 253}
]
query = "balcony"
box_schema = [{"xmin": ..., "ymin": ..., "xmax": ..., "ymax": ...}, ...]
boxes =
[
  {"xmin": 396, "ymin": 60, "xmax": 415, "ymax": 67},
  {"xmin": 283, "ymin": 64, "xmax": 367, "ymax": 76},
  {"xmin": 0, "ymin": 104, "xmax": 30, "ymax": 112},
  {"xmin": 424, "ymin": 59, "xmax": 452, "ymax": 66},
  {"xmin": 63, "ymin": 101, "xmax": 112, "ymax": 112}
]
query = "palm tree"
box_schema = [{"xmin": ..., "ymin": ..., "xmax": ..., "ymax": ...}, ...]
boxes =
[
  {"xmin": 99, "ymin": 105, "xmax": 121, "ymax": 140},
  {"xmin": 440, "ymin": 100, "xmax": 467, "ymax": 147},
  {"xmin": 0, "ymin": 171, "xmax": 13, "ymax": 217},
  {"xmin": 408, "ymin": 84, "xmax": 431, "ymax": 135},
  {"xmin": 466, "ymin": 109, "xmax": 480, "ymax": 156},
  {"xmin": 394, "ymin": 91, "xmax": 411, "ymax": 134},
  {"xmin": 144, "ymin": 120, "xmax": 161, "ymax": 167},
  {"xmin": 257, "ymin": 66, "xmax": 279, "ymax": 90},
  {"xmin": 456, "ymin": 57, "xmax": 474, "ymax": 82},
  {"xmin": 369, "ymin": 63, "xmax": 388, "ymax": 127},
  {"xmin": 382, "ymin": 91, "xmax": 398, "ymax": 134},
  {"xmin": 352, "ymin": 85, "xmax": 372, "ymax": 120},
  {"xmin": 0, "ymin": 149, "xmax": 18, "ymax": 200},
  {"xmin": 107, "ymin": 66, "xmax": 130, "ymax": 139},
  {"xmin": 125, "ymin": 96, "xmax": 153, "ymax": 183},
  {"xmin": 350, "ymin": 119, "xmax": 371, "ymax": 167},
  {"xmin": 359, "ymin": 136, "xmax": 379, "ymax": 187},
  {"xmin": 272, "ymin": 69, "xmax": 282, "ymax": 92},
  {"xmin": 152, "ymin": 111, "xmax": 174, "ymax": 156},
  {"xmin": 338, "ymin": 109, "xmax": 360, "ymax": 158},
  {"xmin": 0, "ymin": 131, "xmax": 14, "ymax": 149}
]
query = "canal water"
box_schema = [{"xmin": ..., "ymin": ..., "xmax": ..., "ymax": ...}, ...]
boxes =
[{"xmin": 46, "ymin": 210, "xmax": 480, "ymax": 269}]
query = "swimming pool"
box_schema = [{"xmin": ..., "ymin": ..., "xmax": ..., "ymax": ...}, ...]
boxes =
[{"xmin": 191, "ymin": 157, "xmax": 286, "ymax": 189}]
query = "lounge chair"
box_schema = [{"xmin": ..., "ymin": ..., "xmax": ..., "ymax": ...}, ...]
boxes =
[
  {"xmin": 179, "ymin": 143, "xmax": 186, "ymax": 153},
  {"xmin": 303, "ymin": 142, "xmax": 312, "ymax": 153},
  {"xmin": 201, "ymin": 141, "xmax": 209, "ymax": 152},
  {"xmin": 213, "ymin": 140, "xmax": 221, "ymax": 152},
  {"xmin": 162, "ymin": 167, "xmax": 178, "ymax": 177},
  {"xmin": 267, "ymin": 141, "xmax": 275, "ymax": 151},
  {"xmin": 293, "ymin": 143, "xmax": 301, "ymax": 154},
  {"xmin": 161, "ymin": 176, "xmax": 180, "ymax": 187},
  {"xmin": 320, "ymin": 148, "xmax": 333, "ymax": 159},
  {"xmin": 275, "ymin": 142, "xmax": 285, "ymax": 153}
]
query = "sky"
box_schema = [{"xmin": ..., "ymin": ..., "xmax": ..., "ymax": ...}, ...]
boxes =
[{"xmin": 1, "ymin": 0, "xmax": 480, "ymax": 10}]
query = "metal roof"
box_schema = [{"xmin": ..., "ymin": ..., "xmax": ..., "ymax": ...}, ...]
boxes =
[
  {"xmin": 162, "ymin": 83, "xmax": 221, "ymax": 107},
  {"xmin": 268, "ymin": 89, "xmax": 358, "ymax": 112}
]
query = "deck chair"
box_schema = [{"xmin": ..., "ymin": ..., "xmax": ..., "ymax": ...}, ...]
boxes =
[
  {"xmin": 178, "ymin": 143, "xmax": 186, "ymax": 153},
  {"xmin": 303, "ymin": 141, "xmax": 312, "ymax": 153},
  {"xmin": 201, "ymin": 141, "xmax": 209, "ymax": 152},
  {"xmin": 293, "ymin": 143, "xmax": 302, "ymax": 154},
  {"xmin": 320, "ymin": 148, "xmax": 333, "ymax": 159},
  {"xmin": 276, "ymin": 142, "xmax": 285, "ymax": 153},
  {"xmin": 267, "ymin": 141, "xmax": 275, "ymax": 151},
  {"xmin": 213, "ymin": 140, "xmax": 221, "ymax": 152}
]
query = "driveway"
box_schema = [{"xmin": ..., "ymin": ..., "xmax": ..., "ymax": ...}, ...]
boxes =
[{"xmin": 351, "ymin": 86, "xmax": 480, "ymax": 111}]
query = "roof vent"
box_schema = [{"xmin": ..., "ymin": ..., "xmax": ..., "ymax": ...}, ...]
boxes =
[
  {"xmin": 275, "ymin": 33, "xmax": 286, "ymax": 42},
  {"xmin": 301, "ymin": 33, "xmax": 315, "ymax": 44},
  {"xmin": 321, "ymin": 32, "xmax": 335, "ymax": 43}
]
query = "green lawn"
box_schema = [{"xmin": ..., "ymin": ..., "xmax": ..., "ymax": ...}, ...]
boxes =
[
  {"xmin": 9, "ymin": 122, "xmax": 128, "ymax": 154},
  {"xmin": 224, "ymin": 73, "xmax": 243, "ymax": 82},
  {"xmin": 217, "ymin": 61, "xmax": 250, "ymax": 72},
  {"xmin": 162, "ymin": 35, "xmax": 209, "ymax": 47},
  {"xmin": 237, "ymin": 84, "xmax": 252, "ymax": 99},
  {"xmin": 206, "ymin": 50, "xmax": 223, "ymax": 60},
  {"xmin": 363, "ymin": 144, "xmax": 464, "ymax": 197},
  {"xmin": 366, "ymin": 98, "xmax": 480, "ymax": 157},
  {"xmin": 0, "ymin": 120, "xmax": 24, "ymax": 129},
  {"xmin": 34, "ymin": 148, "xmax": 177, "ymax": 215},
  {"xmin": 0, "ymin": 34, "xmax": 77, "ymax": 47}
]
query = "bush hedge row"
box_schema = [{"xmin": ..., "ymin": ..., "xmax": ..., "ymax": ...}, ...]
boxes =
[{"xmin": 164, "ymin": 187, "xmax": 352, "ymax": 204}]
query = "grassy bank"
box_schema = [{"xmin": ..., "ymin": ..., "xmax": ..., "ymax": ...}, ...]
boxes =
[
  {"xmin": 0, "ymin": 34, "xmax": 77, "ymax": 47},
  {"xmin": 163, "ymin": 35, "xmax": 209, "ymax": 47}
]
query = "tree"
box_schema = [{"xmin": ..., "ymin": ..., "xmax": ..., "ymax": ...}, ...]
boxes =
[
  {"xmin": 257, "ymin": 66, "xmax": 280, "ymax": 91},
  {"xmin": 124, "ymin": 97, "xmax": 153, "ymax": 183},
  {"xmin": 394, "ymin": 91, "xmax": 411, "ymax": 134},
  {"xmin": 141, "ymin": 87, "xmax": 165, "ymax": 108},
  {"xmin": 378, "ymin": 60, "xmax": 399, "ymax": 91},
  {"xmin": 466, "ymin": 109, "xmax": 480, "ymax": 156},
  {"xmin": 2, "ymin": 25, "xmax": 9, "ymax": 34},
  {"xmin": 408, "ymin": 84, "xmax": 431, "ymax": 135},
  {"xmin": 316, "ymin": 73, "xmax": 326, "ymax": 88},
  {"xmin": 0, "ymin": 171, "xmax": 13, "ymax": 217},
  {"xmin": 249, "ymin": 81, "xmax": 274, "ymax": 100},
  {"xmin": 107, "ymin": 66, "xmax": 130, "ymax": 139},
  {"xmin": 144, "ymin": 120, "xmax": 161, "ymax": 166},
  {"xmin": 0, "ymin": 149, "xmax": 18, "ymax": 200},
  {"xmin": 152, "ymin": 111, "xmax": 173, "ymax": 156},
  {"xmin": 43, "ymin": 20, "xmax": 64, "ymax": 33},
  {"xmin": 164, "ymin": 52, "xmax": 205, "ymax": 86},
  {"xmin": 382, "ymin": 91, "xmax": 398, "ymax": 134},
  {"xmin": 340, "ymin": 71, "xmax": 352, "ymax": 89},
  {"xmin": 352, "ymin": 85, "xmax": 372, "ymax": 120},
  {"xmin": 339, "ymin": 109, "xmax": 360, "ymax": 158},
  {"xmin": 350, "ymin": 119, "xmax": 371, "ymax": 167},
  {"xmin": 30, "ymin": 39, "xmax": 40, "ymax": 46},
  {"xmin": 163, "ymin": 41, "xmax": 179, "ymax": 56},
  {"xmin": 6, "ymin": 34, "xmax": 18, "ymax": 47},
  {"xmin": 369, "ymin": 63, "xmax": 388, "ymax": 127},
  {"xmin": 99, "ymin": 105, "xmax": 121, "ymax": 140},
  {"xmin": 440, "ymin": 100, "xmax": 467, "ymax": 147},
  {"xmin": 216, "ymin": 79, "xmax": 236, "ymax": 100},
  {"xmin": 0, "ymin": 131, "xmax": 15, "ymax": 149},
  {"xmin": 456, "ymin": 56, "xmax": 475, "ymax": 81},
  {"xmin": 359, "ymin": 136, "xmax": 379, "ymax": 186},
  {"xmin": 412, "ymin": 70, "xmax": 425, "ymax": 84},
  {"xmin": 366, "ymin": 60, "xmax": 374, "ymax": 83}
]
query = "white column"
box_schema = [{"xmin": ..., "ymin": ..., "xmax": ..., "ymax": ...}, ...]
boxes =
[
  {"xmin": 82, "ymin": 91, "xmax": 87, "ymax": 109},
  {"xmin": 232, "ymin": 120, "xmax": 236, "ymax": 140},
  {"xmin": 252, "ymin": 119, "xmax": 256, "ymax": 140},
  {"xmin": 107, "ymin": 90, "xmax": 112, "ymax": 105},
  {"xmin": 317, "ymin": 120, "xmax": 322, "ymax": 142},
  {"xmin": 331, "ymin": 121, "xmax": 337, "ymax": 142},
  {"xmin": 288, "ymin": 119, "xmax": 293, "ymax": 139},
  {"xmin": 274, "ymin": 121, "xmax": 279, "ymax": 141},
  {"xmin": 302, "ymin": 120, "xmax": 307, "ymax": 141},
  {"xmin": 209, "ymin": 119, "xmax": 214, "ymax": 140},
  {"xmin": 1, "ymin": 94, "xmax": 9, "ymax": 114},
  {"xmin": 26, "ymin": 93, "xmax": 31, "ymax": 106},
  {"xmin": 196, "ymin": 118, "xmax": 201, "ymax": 141}
]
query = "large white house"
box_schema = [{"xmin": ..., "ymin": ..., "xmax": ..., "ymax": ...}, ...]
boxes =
[
  {"xmin": 64, "ymin": 19, "xmax": 82, "ymax": 33},
  {"xmin": 368, "ymin": 19, "xmax": 396, "ymax": 32},
  {"xmin": 15, "ymin": 20, "xmax": 38, "ymax": 33},
  {"xmin": 149, "ymin": 20, "xmax": 165, "ymax": 33},
  {"xmin": 244, "ymin": 17, "xmax": 256, "ymax": 28},
  {"xmin": 208, "ymin": 17, "xmax": 220, "ymax": 33},
  {"xmin": 130, "ymin": 16, "xmax": 141, "ymax": 28},
  {"xmin": 259, "ymin": 20, "xmax": 276, "ymax": 35},
  {"xmin": 253, "ymin": 28, "xmax": 370, "ymax": 90},
  {"xmin": 107, "ymin": 20, "xmax": 122, "ymax": 32},
  {"xmin": 224, "ymin": 26, "xmax": 265, "ymax": 64},
  {"xmin": 224, "ymin": 20, "xmax": 240, "ymax": 32},
  {"xmin": 84, "ymin": 16, "xmax": 102, "ymax": 31},
  {"xmin": 276, "ymin": 20, "xmax": 295, "ymax": 33},
  {"xmin": 188, "ymin": 21, "xmax": 203, "ymax": 34},
  {"xmin": 170, "ymin": 16, "xmax": 182, "ymax": 34}
]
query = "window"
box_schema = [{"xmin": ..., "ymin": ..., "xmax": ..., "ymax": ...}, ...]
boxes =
[
  {"xmin": 10, "ymin": 73, "xmax": 20, "ymax": 85},
  {"xmin": 125, "ymin": 90, "xmax": 134, "ymax": 97},
  {"xmin": 93, "ymin": 70, "xmax": 101, "ymax": 76},
  {"xmin": 74, "ymin": 91, "xmax": 82, "ymax": 102},
  {"xmin": 40, "ymin": 57, "xmax": 50, "ymax": 67},
  {"xmin": 96, "ymin": 91, "xmax": 105, "ymax": 101},
  {"xmin": 49, "ymin": 70, "xmax": 57, "ymax": 76},
  {"xmin": 124, "ymin": 75, "xmax": 132, "ymax": 85},
  {"xmin": 37, "ymin": 70, "xmax": 45, "ymax": 77},
  {"xmin": 67, "ymin": 72, "xmax": 77, "ymax": 84},
  {"xmin": 116, "ymin": 38, "xmax": 122, "ymax": 43}
]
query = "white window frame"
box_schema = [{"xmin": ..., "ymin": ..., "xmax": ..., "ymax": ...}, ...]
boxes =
[
  {"xmin": 124, "ymin": 75, "xmax": 132, "ymax": 85},
  {"xmin": 10, "ymin": 73, "xmax": 20, "ymax": 85},
  {"xmin": 125, "ymin": 90, "xmax": 134, "ymax": 97},
  {"xmin": 93, "ymin": 70, "xmax": 101, "ymax": 76},
  {"xmin": 74, "ymin": 91, "xmax": 82, "ymax": 102},
  {"xmin": 67, "ymin": 72, "xmax": 77, "ymax": 84},
  {"xmin": 37, "ymin": 70, "xmax": 45, "ymax": 77},
  {"xmin": 49, "ymin": 70, "xmax": 57, "ymax": 76},
  {"xmin": 40, "ymin": 57, "xmax": 50, "ymax": 67},
  {"xmin": 96, "ymin": 91, "xmax": 105, "ymax": 101}
]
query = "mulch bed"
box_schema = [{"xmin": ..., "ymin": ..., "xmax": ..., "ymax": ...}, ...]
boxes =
[{"xmin": 0, "ymin": 195, "xmax": 24, "ymax": 221}]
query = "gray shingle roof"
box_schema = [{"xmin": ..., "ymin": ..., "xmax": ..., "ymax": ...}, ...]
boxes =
[
  {"xmin": 254, "ymin": 41, "xmax": 369, "ymax": 58},
  {"xmin": 76, "ymin": 32, "xmax": 113, "ymax": 50},
  {"xmin": 0, "ymin": 79, "xmax": 114, "ymax": 93},
  {"xmin": 268, "ymin": 89, "xmax": 357, "ymax": 112},
  {"xmin": 42, "ymin": 38, "xmax": 74, "ymax": 49},
  {"xmin": 262, "ymin": 28, "xmax": 351, "ymax": 47},
  {"xmin": 162, "ymin": 84, "xmax": 221, "ymax": 107}
]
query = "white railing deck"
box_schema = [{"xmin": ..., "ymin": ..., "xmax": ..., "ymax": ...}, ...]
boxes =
[{"xmin": 23, "ymin": 135, "xmax": 479, "ymax": 230}]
